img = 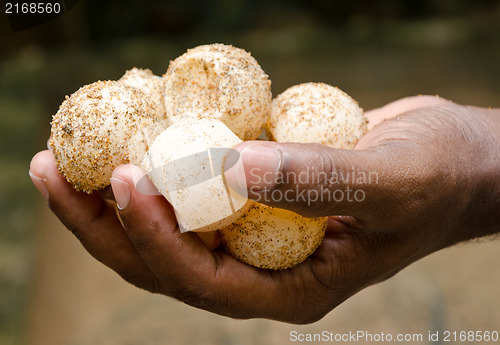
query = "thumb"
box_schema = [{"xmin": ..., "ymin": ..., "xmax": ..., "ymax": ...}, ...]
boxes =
[{"xmin": 224, "ymin": 141, "xmax": 393, "ymax": 220}]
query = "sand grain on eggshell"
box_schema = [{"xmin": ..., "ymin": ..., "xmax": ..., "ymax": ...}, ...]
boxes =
[
  {"xmin": 219, "ymin": 202, "xmax": 327, "ymax": 270},
  {"xmin": 164, "ymin": 44, "xmax": 272, "ymax": 141},
  {"xmin": 49, "ymin": 80, "xmax": 162, "ymax": 193},
  {"xmin": 268, "ymin": 82, "xmax": 367, "ymax": 148},
  {"xmin": 119, "ymin": 67, "xmax": 166, "ymax": 120}
]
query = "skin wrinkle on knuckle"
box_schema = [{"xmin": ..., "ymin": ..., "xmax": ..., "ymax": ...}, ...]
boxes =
[
  {"xmin": 127, "ymin": 233, "xmax": 157, "ymax": 257},
  {"xmin": 127, "ymin": 211, "xmax": 177, "ymax": 251},
  {"xmin": 275, "ymin": 146, "xmax": 352, "ymax": 215},
  {"xmin": 310, "ymin": 258, "xmax": 337, "ymax": 292},
  {"xmin": 322, "ymin": 150, "xmax": 346, "ymax": 213},
  {"xmin": 322, "ymin": 150, "xmax": 373, "ymax": 217}
]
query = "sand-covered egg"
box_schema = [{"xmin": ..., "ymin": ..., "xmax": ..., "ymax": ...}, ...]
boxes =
[
  {"xmin": 219, "ymin": 202, "xmax": 327, "ymax": 270},
  {"xmin": 268, "ymin": 82, "xmax": 367, "ymax": 148},
  {"xmin": 163, "ymin": 44, "xmax": 272, "ymax": 141},
  {"xmin": 49, "ymin": 80, "xmax": 162, "ymax": 193},
  {"xmin": 142, "ymin": 118, "xmax": 250, "ymax": 233},
  {"xmin": 119, "ymin": 67, "xmax": 166, "ymax": 120}
]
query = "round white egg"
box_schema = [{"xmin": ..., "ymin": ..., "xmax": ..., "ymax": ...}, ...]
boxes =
[
  {"xmin": 163, "ymin": 44, "xmax": 272, "ymax": 141},
  {"xmin": 49, "ymin": 80, "xmax": 162, "ymax": 193},
  {"xmin": 219, "ymin": 202, "xmax": 327, "ymax": 270},
  {"xmin": 268, "ymin": 82, "xmax": 367, "ymax": 148}
]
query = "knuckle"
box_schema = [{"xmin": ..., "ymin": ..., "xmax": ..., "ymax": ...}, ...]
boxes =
[
  {"xmin": 128, "ymin": 236, "xmax": 153, "ymax": 255},
  {"xmin": 268, "ymin": 145, "xmax": 345, "ymax": 215}
]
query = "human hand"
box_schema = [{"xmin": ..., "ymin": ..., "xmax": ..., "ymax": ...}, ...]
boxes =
[{"xmin": 29, "ymin": 95, "xmax": 500, "ymax": 323}]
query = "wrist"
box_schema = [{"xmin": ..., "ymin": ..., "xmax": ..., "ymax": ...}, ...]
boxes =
[
  {"xmin": 458, "ymin": 106, "xmax": 500, "ymax": 242},
  {"xmin": 481, "ymin": 107, "xmax": 500, "ymax": 235}
]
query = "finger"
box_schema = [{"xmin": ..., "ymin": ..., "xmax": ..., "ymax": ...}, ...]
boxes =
[
  {"xmin": 224, "ymin": 141, "xmax": 403, "ymax": 221},
  {"xmin": 113, "ymin": 164, "xmax": 312, "ymax": 321},
  {"xmin": 365, "ymin": 95, "xmax": 453, "ymax": 130},
  {"xmin": 29, "ymin": 151, "xmax": 158, "ymax": 288}
]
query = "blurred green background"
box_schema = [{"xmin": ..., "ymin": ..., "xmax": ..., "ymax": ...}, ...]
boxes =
[{"xmin": 1, "ymin": 1, "xmax": 499, "ymax": 344}]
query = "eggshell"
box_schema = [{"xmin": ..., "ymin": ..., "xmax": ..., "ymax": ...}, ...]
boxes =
[
  {"xmin": 219, "ymin": 202, "xmax": 327, "ymax": 270},
  {"xmin": 49, "ymin": 80, "xmax": 162, "ymax": 193},
  {"xmin": 268, "ymin": 82, "xmax": 367, "ymax": 148},
  {"xmin": 142, "ymin": 118, "xmax": 250, "ymax": 232},
  {"xmin": 164, "ymin": 44, "xmax": 272, "ymax": 141},
  {"xmin": 119, "ymin": 67, "xmax": 166, "ymax": 120}
]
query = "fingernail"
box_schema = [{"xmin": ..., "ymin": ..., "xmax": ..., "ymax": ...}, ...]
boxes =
[
  {"xmin": 29, "ymin": 170, "xmax": 48, "ymax": 200},
  {"xmin": 226, "ymin": 144, "xmax": 281, "ymax": 191},
  {"xmin": 129, "ymin": 164, "xmax": 161, "ymax": 196},
  {"xmin": 110, "ymin": 177, "xmax": 130, "ymax": 210},
  {"xmin": 224, "ymin": 148, "xmax": 246, "ymax": 192}
]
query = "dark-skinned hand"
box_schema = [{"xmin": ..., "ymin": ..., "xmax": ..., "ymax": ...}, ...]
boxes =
[{"xmin": 29, "ymin": 95, "xmax": 500, "ymax": 324}]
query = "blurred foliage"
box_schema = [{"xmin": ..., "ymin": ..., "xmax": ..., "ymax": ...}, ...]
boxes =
[
  {"xmin": 2, "ymin": 0, "xmax": 500, "ymax": 57},
  {"xmin": 0, "ymin": 0, "xmax": 499, "ymax": 344}
]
